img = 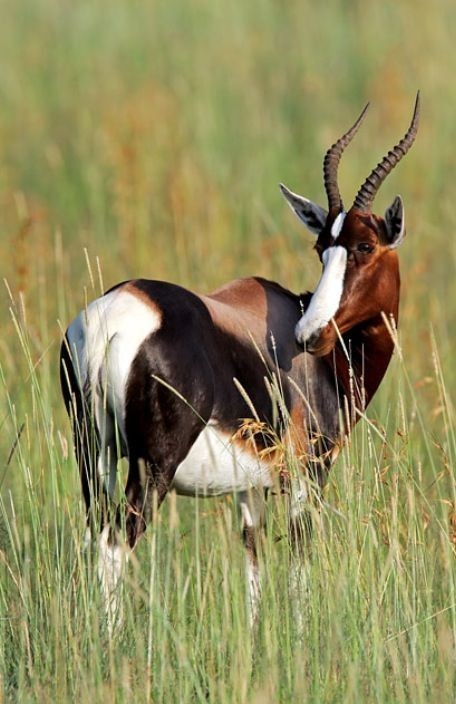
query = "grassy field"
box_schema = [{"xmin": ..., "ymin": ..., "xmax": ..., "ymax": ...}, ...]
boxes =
[{"xmin": 0, "ymin": 0, "xmax": 455, "ymax": 701}]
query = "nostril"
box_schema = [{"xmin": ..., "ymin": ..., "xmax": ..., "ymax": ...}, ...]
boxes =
[
  {"xmin": 295, "ymin": 319, "xmax": 330, "ymax": 349},
  {"xmin": 305, "ymin": 331, "xmax": 321, "ymax": 350}
]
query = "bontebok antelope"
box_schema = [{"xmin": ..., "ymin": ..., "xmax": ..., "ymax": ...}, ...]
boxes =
[{"xmin": 60, "ymin": 95, "xmax": 419, "ymax": 625}]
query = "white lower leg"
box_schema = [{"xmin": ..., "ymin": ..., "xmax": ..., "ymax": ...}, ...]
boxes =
[
  {"xmin": 244, "ymin": 539, "xmax": 261, "ymax": 627},
  {"xmin": 83, "ymin": 526, "xmax": 92, "ymax": 551},
  {"xmin": 289, "ymin": 551, "xmax": 311, "ymax": 638},
  {"xmin": 239, "ymin": 489, "xmax": 265, "ymax": 627},
  {"xmin": 288, "ymin": 476, "xmax": 313, "ymax": 637},
  {"xmin": 98, "ymin": 525, "xmax": 129, "ymax": 630}
]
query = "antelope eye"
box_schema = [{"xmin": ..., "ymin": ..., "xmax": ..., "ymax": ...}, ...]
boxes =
[{"xmin": 357, "ymin": 242, "xmax": 374, "ymax": 254}]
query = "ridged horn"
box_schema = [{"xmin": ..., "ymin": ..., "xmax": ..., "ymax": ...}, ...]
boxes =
[
  {"xmin": 353, "ymin": 92, "xmax": 420, "ymax": 212},
  {"xmin": 324, "ymin": 103, "xmax": 370, "ymax": 213}
]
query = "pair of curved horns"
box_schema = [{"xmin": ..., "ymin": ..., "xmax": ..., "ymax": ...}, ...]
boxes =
[{"xmin": 324, "ymin": 92, "xmax": 420, "ymax": 213}]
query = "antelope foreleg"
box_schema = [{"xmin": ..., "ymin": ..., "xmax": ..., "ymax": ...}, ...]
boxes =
[{"xmin": 239, "ymin": 489, "xmax": 266, "ymax": 628}]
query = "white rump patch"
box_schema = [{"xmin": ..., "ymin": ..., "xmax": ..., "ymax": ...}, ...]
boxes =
[
  {"xmin": 331, "ymin": 211, "xmax": 346, "ymax": 240},
  {"xmin": 66, "ymin": 287, "xmax": 162, "ymax": 442},
  {"xmin": 295, "ymin": 246, "xmax": 347, "ymax": 345}
]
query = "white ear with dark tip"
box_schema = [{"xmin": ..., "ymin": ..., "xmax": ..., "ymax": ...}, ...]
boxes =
[
  {"xmin": 280, "ymin": 183, "xmax": 328, "ymax": 237},
  {"xmin": 385, "ymin": 195, "xmax": 405, "ymax": 249}
]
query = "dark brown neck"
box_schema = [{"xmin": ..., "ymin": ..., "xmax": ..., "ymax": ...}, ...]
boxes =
[{"xmin": 328, "ymin": 311, "xmax": 398, "ymax": 427}]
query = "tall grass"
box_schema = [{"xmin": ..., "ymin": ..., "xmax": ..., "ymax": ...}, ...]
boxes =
[{"xmin": 0, "ymin": 0, "xmax": 455, "ymax": 701}]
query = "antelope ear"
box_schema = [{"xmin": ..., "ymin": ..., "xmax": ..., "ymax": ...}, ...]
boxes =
[
  {"xmin": 384, "ymin": 195, "xmax": 405, "ymax": 249},
  {"xmin": 280, "ymin": 183, "xmax": 328, "ymax": 236}
]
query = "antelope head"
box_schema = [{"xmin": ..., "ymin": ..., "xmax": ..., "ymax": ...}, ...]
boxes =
[{"xmin": 281, "ymin": 93, "xmax": 420, "ymax": 357}]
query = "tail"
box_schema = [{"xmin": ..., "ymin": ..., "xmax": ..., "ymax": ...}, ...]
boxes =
[{"xmin": 60, "ymin": 334, "xmax": 102, "ymax": 518}]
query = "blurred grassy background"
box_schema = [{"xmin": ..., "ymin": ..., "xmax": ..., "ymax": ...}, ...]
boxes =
[
  {"xmin": 0, "ymin": 0, "xmax": 455, "ymax": 701},
  {"xmin": 1, "ymin": 0, "xmax": 455, "ymax": 388}
]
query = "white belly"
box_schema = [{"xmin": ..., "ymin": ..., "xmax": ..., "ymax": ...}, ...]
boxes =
[{"xmin": 171, "ymin": 424, "xmax": 274, "ymax": 497}]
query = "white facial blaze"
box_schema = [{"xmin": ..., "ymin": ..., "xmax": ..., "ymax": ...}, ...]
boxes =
[
  {"xmin": 331, "ymin": 211, "xmax": 346, "ymax": 240},
  {"xmin": 295, "ymin": 245, "xmax": 348, "ymax": 345}
]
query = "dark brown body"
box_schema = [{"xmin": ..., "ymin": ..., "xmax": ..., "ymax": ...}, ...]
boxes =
[
  {"xmin": 59, "ymin": 94, "xmax": 418, "ymax": 626},
  {"xmin": 61, "ymin": 274, "xmax": 397, "ymax": 549}
]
